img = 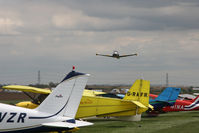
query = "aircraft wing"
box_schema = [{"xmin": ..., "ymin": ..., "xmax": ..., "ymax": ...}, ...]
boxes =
[
  {"xmin": 119, "ymin": 53, "xmax": 137, "ymax": 58},
  {"xmin": 96, "ymin": 53, "xmax": 113, "ymax": 57},
  {"xmin": 3, "ymin": 85, "xmax": 104, "ymax": 96},
  {"xmin": 42, "ymin": 120, "xmax": 93, "ymax": 128},
  {"xmin": 83, "ymin": 89, "xmax": 106, "ymax": 97},
  {"xmin": 2, "ymin": 85, "xmax": 51, "ymax": 94}
]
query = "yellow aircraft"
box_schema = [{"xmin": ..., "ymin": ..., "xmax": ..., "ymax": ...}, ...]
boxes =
[{"xmin": 3, "ymin": 79, "xmax": 152, "ymax": 121}]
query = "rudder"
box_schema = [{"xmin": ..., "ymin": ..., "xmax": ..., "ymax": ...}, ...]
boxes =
[{"xmin": 35, "ymin": 70, "xmax": 89, "ymax": 118}]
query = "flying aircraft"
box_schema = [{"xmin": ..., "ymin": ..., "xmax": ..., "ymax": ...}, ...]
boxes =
[
  {"xmin": 0, "ymin": 70, "xmax": 93, "ymax": 132},
  {"xmin": 96, "ymin": 51, "xmax": 137, "ymax": 59},
  {"xmin": 3, "ymin": 79, "xmax": 152, "ymax": 121}
]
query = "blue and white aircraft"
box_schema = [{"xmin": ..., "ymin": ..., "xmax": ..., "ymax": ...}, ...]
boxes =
[
  {"xmin": 0, "ymin": 70, "xmax": 92, "ymax": 132},
  {"xmin": 149, "ymin": 87, "xmax": 181, "ymax": 111}
]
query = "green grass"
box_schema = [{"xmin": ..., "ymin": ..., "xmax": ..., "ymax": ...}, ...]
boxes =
[{"xmin": 77, "ymin": 111, "xmax": 199, "ymax": 133}]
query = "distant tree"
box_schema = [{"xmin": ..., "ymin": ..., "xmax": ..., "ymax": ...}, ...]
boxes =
[
  {"xmin": 49, "ymin": 82, "xmax": 58, "ymax": 88},
  {"xmin": 188, "ymin": 87, "xmax": 193, "ymax": 94},
  {"xmin": 29, "ymin": 84, "xmax": 49, "ymax": 88}
]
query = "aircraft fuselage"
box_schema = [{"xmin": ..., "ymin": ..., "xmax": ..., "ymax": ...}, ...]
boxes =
[
  {"xmin": 112, "ymin": 53, "xmax": 120, "ymax": 59},
  {"xmin": 0, "ymin": 103, "xmax": 69, "ymax": 132}
]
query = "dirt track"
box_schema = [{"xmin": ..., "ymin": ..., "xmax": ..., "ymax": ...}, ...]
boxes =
[{"xmin": 0, "ymin": 91, "xmax": 30, "ymax": 100}]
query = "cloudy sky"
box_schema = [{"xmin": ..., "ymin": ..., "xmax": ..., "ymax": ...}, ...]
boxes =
[{"xmin": 0, "ymin": 0, "xmax": 199, "ymax": 86}]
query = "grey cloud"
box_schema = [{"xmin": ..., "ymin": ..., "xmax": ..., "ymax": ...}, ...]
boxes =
[
  {"xmin": 1, "ymin": 0, "xmax": 199, "ymax": 33},
  {"xmin": 0, "ymin": 1, "xmax": 199, "ymax": 86}
]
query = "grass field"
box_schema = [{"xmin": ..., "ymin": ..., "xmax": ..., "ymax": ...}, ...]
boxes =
[{"xmin": 76, "ymin": 111, "xmax": 199, "ymax": 133}]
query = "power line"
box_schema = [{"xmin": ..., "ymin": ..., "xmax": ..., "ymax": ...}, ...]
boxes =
[
  {"xmin": 38, "ymin": 70, "xmax": 40, "ymax": 84},
  {"xmin": 166, "ymin": 73, "xmax": 169, "ymax": 87}
]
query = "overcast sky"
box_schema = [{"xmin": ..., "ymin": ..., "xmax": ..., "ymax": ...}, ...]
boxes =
[{"xmin": 0, "ymin": 0, "xmax": 199, "ymax": 86}]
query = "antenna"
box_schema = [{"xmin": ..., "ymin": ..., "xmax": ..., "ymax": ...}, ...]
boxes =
[
  {"xmin": 72, "ymin": 66, "xmax": 75, "ymax": 71},
  {"xmin": 166, "ymin": 73, "xmax": 168, "ymax": 87},
  {"xmin": 38, "ymin": 70, "xmax": 41, "ymax": 84}
]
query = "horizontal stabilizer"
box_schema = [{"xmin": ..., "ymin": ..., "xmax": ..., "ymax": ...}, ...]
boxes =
[
  {"xmin": 42, "ymin": 120, "xmax": 93, "ymax": 128},
  {"xmin": 131, "ymin": 101, "xmax": 147, "ymax": 109},
  {"xmin": 148, "ymin": 104, "xmax": 154, "ymax": 110},
  {"xmin": 121, "ymin": 99, "xmax": 147, "ymax": 108}
]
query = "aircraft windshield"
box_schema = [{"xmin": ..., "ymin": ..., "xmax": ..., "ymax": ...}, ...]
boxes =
[{"xmin": 113, "ymin": 51, "xmax": 119, "ymax": 54}]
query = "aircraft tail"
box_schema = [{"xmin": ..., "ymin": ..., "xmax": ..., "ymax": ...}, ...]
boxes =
[
  {"xmin": 189, "ymin": 95, "xmax": 199, "ymax": 103},
  {"xmin": 123, "ymin": 79, "xmax": 150, "ymax": 112},
  {"xmin": 155, "ymin": 87, "xmax": 181, "ymax": 104},
  {"xmin": 35, "ymin": 70, "xmax": 89, "ymax": 118},
  {"xmin": 184, "ymin": 95, "xmax": 199, "ymax": 110}
]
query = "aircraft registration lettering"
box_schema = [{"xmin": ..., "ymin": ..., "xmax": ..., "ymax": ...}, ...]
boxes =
[
  {"xmin": 171, "ymin": 105, "xmax": 184, "ymax": 110},
  {"xmin": 0, "ymin": 112, "xmax": 7, "ymax": 122},
  {"xmin": 0, "ymin": 112, "xmax": 27, "ymax": 123},
  {"xmin": 7, "ymin": 113, "xmax": 17, "ymax": 123},
  {"xmin": 126, "ymin": 92, "xmax": 148, "ymax": 97}
]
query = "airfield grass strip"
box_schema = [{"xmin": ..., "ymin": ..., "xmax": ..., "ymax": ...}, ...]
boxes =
[
  {"xmin": 155, "ymin": 121, "xmax": 199, "ymax": 133},
  {"xmin": 77, "ymin": 111, "xmax": 199, "ymax": 133}
]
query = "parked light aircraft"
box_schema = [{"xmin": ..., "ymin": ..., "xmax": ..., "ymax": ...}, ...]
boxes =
[
  {"xmin": 150, "ymin": 93, "xmax": 199, "ymax": 112},
  {"xmin": 145, "ymin": 87, "xmax": 180, "ymax": 116},
  {"xmin": 162, "ymin": 95, "xmax": 199, "ymax": 112},
  {"xmin": 116, "ymin": 87, "xmax": 181, "ymax": 116},
  {"xmin": 149, "ymin": 87, "xmax": 181, "ymax": 111},
  {"xmin": 3, "ymin": 79, "xmax": 151, "ymax": 121},
  {"xmin": 0, "ymin": 70, "xmax": 92, "ymax": 132},
  {"xmin": 96, "ymin": 51, "xmax": 137, "ymax": 59}
]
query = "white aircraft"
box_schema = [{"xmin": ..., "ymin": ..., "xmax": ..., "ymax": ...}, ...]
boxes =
[
  {"xmin": 96, "ymin": 51, "xmax": 137, "ymax": 59},
  {"xmin": 0, "ymin": 70, "xmax": 92, "ymax": 132}
]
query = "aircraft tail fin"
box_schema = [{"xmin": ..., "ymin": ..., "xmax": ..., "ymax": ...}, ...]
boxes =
[
  {"xmin": 123, "ymin": 79, "xmax": 150, "ymax": 113},
  {"xmin": 184, "ymin": 95, "xmax": 199, "ymax": 110},
  {"xmin": 35, "ymin": 70, "xmax": 89, "ymax": 118},
  {"xmin": 189, "ymin": 95, "xmax": 199, "ymax": 103},
  {"xmin": 155, "ymin": 87, "xmax": 181, "ymax": 103}
]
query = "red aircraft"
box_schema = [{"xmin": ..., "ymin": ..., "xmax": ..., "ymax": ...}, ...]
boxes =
[
  {"xmin": 163, "ymin": 95, "xmax": 199, "ymax": 112},
  {"xmin": 150, "ymin": 94, "xmax": 199, "ymax": 112}
]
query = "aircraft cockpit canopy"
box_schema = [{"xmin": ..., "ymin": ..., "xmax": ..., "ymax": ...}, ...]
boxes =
[{"xmin": 113, "ymin": 51, "xmax": 119, "ymax": 55}]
